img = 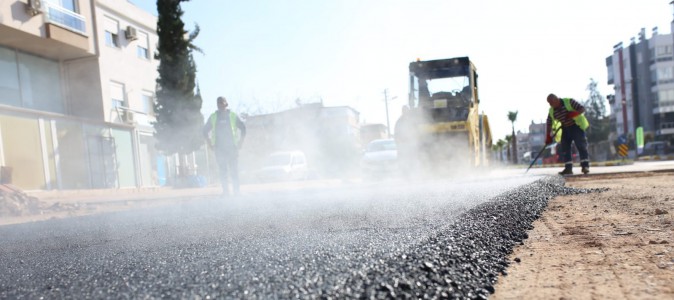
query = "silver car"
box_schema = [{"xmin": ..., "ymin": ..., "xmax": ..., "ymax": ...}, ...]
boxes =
[{"xmin": 360, "ymin": 139, "xmax": 398, "ymax": 179}]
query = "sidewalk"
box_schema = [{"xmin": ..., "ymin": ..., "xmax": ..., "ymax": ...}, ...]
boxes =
[
  {"xmin": 1, "ymin": 179, "xmax": 349, "ymax": 226},
  {"xmin": 24, "ymin": 178, "xmax": 350, "ymax": 206},
  {"xmin": 26, "ymin": 185, "xmax": 223, "ymax": 206}
]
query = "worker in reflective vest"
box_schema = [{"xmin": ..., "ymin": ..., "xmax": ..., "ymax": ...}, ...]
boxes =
[
  {"xmin": 203, "ymin": 96, "xmax": 246, "ymax": 196},
  {"xmin": 545, "ymin": 93, "xmax": 590, "ymax": 175}
]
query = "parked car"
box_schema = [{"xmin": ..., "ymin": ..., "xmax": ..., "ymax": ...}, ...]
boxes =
[
  {"xmin": 640, "ymin": 141, "xmax": 672, "ymax": 156},
  {"xmin": 257, "ymin": 151, "xmax": 309, "ymax": 182},
  {"xmin": 360, "ymin": 139, "xmax": 398, "ymax": 179}
]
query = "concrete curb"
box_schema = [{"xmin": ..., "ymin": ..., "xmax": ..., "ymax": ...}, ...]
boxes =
[{"xmin": 637, "ymin": 155, "xmax": 674, "ymax": 161}]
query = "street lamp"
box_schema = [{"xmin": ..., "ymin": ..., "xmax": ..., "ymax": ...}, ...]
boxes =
[{"xmin": 384, "ymin": 89, "xmax": 397, "ymax": 138}]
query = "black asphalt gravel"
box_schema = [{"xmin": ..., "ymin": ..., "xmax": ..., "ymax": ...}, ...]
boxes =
[{"xmin": 0, "ymin": 175, "xmax": 605, "ymax": 299}]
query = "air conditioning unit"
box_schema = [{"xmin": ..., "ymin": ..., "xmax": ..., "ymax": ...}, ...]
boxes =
[
  {"xmin": 26, "ymin": 0, "xmax": 42, "ymax": 16},
  {"xmin": 125, "ymin": 26, "xmax": 138, "ymax": 41},
  {"xmin": 124, "ymin": 111, "xmax": 136, "ymax": 124}
]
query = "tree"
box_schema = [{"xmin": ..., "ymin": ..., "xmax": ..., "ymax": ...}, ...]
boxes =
[
  {"xmin": 504, "ymin": 134, "xmax": 512, "ymax": 164},
  {"xmin": 153, "ymin": 0, "xmax": 203, "ymax": 179},
  {"xmin": 508, "ymin": 111, "xmax": 518, "ymax": 164},
  {"xmin": 493, "ymin": 139, "xmax": 506, "ymax": 162},
  {"xmin": 582, "ymin": 79, "xmax": 610, "ymax": 143},
  {"xmin": 583, "ymin": 78, "xmax": 607, "ymax": 119}
]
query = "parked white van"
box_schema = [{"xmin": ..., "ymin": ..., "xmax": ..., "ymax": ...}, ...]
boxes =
[{"xmin": 257, "ymin": 151, "xmax": 309, "ymax": 182}]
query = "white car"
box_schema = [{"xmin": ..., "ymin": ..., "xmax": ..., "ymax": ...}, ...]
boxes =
[
  {"xmin": 257, "ymin": 151, "xmax": 309, "ymax": 182},
  {"xmin": 361, "ymin": 139, "xmax": 398, "ymax": 178}
]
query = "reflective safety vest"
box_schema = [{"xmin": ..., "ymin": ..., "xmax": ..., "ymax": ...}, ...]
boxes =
[
  {"xmin": 208, "ymin": 111, "xmax": 240, "ymax": 146},
  {"xmin": 548, "ymin": 98, "xmax": 590, "ymax": 141}
]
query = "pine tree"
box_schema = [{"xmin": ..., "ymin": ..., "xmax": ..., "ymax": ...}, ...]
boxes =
[
  {"xmin": 154, "ymin": 0, "xmax": 203, "ymax": 156},
  {"xmin": 582, "ymin": 79, "xmax": 610, "ymax": 143}
]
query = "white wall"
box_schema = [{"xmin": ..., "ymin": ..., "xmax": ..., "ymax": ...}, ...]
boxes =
[{"xmin": 94, "ymin": 0, "xmax": 158, "ymax": 124}]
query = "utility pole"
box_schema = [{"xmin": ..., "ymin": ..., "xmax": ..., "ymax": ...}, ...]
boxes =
[{"xmin": 383, "ymin": 89, "xmax": 397, "ymax": 138}]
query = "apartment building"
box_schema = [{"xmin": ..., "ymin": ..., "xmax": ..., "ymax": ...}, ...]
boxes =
[
  {"xmin": 515, "ymin": 131, "xmax": 529, "ymax": 164},
  {"xmin": 94, "ymin": 0, "xmax": 161, "ymax": 188},
  {"xmin": 0, "ymin": 0, "xmax": 162, "ymax": 190},
  {"xmin": 606, "ymin": 22, "xmax": 674, "ymax": 147}
]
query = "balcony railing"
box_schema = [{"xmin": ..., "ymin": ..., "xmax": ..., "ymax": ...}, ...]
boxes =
[{"xmin": 43, "ymin": 0, "xmax": 86, "ymax": 35}]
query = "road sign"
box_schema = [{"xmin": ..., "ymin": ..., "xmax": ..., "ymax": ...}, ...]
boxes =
[
  {"xmin": 618, "ymin": 134, "xmax": 627, "ymax": 145},
  {"xmin": 618, "ymin": 144, "xmax": 628, "ymax": 158}
]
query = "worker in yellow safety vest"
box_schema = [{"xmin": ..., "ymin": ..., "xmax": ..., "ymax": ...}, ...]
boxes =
[
  {"xmin": 203, "ymin": 96, "xmax": 246, "ymax": 196},
  {"xmin": 545, "ymin": 93, "xmax": 590, "ymax": 175}
]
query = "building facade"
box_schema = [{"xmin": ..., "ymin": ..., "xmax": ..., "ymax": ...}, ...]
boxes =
[
  {"xmin": 515, "ymin": 130, "xmax": 529, "ymax": 164},
  {"xmin": 606, "ymin": 23, "xmax": 674, "ymax": 147},
  {"xmin": 0, "ymin": 0, "xmax": 165, "ymax": 190},
  {"xmin": 94, "ymin": 0, "xmax": 162, "ymax": 188}
]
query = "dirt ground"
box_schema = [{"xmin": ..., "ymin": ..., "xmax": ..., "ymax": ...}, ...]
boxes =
[{"xmin": 492, "ymin": 171, "xmax": 674, "ymax": 300}]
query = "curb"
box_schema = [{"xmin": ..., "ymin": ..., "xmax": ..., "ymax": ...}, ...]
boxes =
[{"xmin": 637, "ymin": 155, "xmax": 674, "ymax": 161}]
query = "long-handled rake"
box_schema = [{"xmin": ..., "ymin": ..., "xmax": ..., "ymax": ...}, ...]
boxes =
[{"xmin": 525, "ymin": 127, "xmax": 562, "ymax": 173}]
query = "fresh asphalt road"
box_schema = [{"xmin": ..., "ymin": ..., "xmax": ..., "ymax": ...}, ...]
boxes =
[{"xmin": 1, "ymin": 174, "xmax": 553, "ymax": 298}]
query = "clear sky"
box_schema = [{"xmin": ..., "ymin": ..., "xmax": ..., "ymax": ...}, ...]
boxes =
[{"xmin": 130, "ymin": 0, "xmax": 673, "ymax": 142}]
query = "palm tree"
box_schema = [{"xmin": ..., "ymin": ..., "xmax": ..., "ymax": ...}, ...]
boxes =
[
  {"xmin": 508, "ymin": 111, "xmax": 518, "ymax": 164},
  {"xmin": 504, "ymin": 135, "xmax": 512, "ymax": 164},
  {"xmin": 494, "ymin": 139, "xmax": 506, "ymax": 162}
]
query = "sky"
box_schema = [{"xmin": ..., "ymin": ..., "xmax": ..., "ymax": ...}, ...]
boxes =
[{"xmin": 130, "ymin": 0, "xmax": 673, "ymax": 141}]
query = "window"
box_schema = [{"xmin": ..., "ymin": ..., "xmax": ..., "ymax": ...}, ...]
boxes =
[
  {"xmin": 141, "ymin": 91, "xmax": 154, "ymax": 115},
  {"xmin": 17, "ymin": 52, "xmax": 64, "ymax": 113},
  {"xmin": 656, "ymin": 45, "xmax": 673, "ymax": 57},
  {"xmin": 136, "ymin": 31, "xmax": 150, "ymax": 59},
  {"xmin": 607, "ymin": 66, "xmax": 614, "ymax": 83},
  {"xmin": 657, "ymin": 89, "xmax": 674, "ymax": 110},
  {"xmin": 104, "ymin": 17, "xmax": 120, "ymax": 48},
  {"xmin": 657, "ymin": 67, "xmax": 673, "ymax": 80},
  {"xmin": 110, "ymin": 82, "xmax": 125, "ymax": 108},
  {"xmin": 659, "ymin": 89, "xmax": 674, "ymax": 101},
  {"xmin": 0, "ymin": 46, "xmax": 64, "ymax": 113},
  {"xmin": 57, "ymin": 0, "xmax": 77, "ymax": 12},
  {"xmin": 0, "ymin": 47, "xmax": 21, "ymax": 107}
]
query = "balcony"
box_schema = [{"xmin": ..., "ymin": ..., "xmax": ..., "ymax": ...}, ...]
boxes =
[{"xmin": 43, "ymin": 0, "xmax": 86, "ymax": 36}]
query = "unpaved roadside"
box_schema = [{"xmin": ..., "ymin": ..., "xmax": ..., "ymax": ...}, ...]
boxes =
[{"xmin": 492, "ymin": 171, "xmax": 674, "ymax": 300}]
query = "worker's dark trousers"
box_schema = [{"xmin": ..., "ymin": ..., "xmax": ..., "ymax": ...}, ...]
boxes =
[
  {"xmin": 215, "ymin": 151, "xmax": 239, "ymax": 195},
  {"xmin": 560, "ymin": 125, "xmax": 589, "ymax": 169}
]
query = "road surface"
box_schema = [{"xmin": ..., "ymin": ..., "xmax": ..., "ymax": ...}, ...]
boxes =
[{"xmin": 1, "ymin": 174, "xmax": 557, "ymax": 299}]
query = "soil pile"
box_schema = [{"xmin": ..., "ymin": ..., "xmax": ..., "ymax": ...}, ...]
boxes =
[{"xmin": 0, "ymin": 184, "xmax": 79, "ymax": 217}]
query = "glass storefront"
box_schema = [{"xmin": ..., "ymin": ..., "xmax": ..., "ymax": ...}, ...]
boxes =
[
  {"xmin": 111, "ymin": 128, "xmax": 137, "ymax": 188},
  {"xmin": 138, "ymin": 134, "xmax": 159, "ymax": 187},
  {"xmin": 55, "ymin": 120, "xmax": 90, "ymax": 189},
  {"xmin": 0, "ymin": 115, "xmax": 46, "ymax": 189},
  {"xmin": 0, "ymin": 111, "xmax": 208, "ymax": 190}
]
